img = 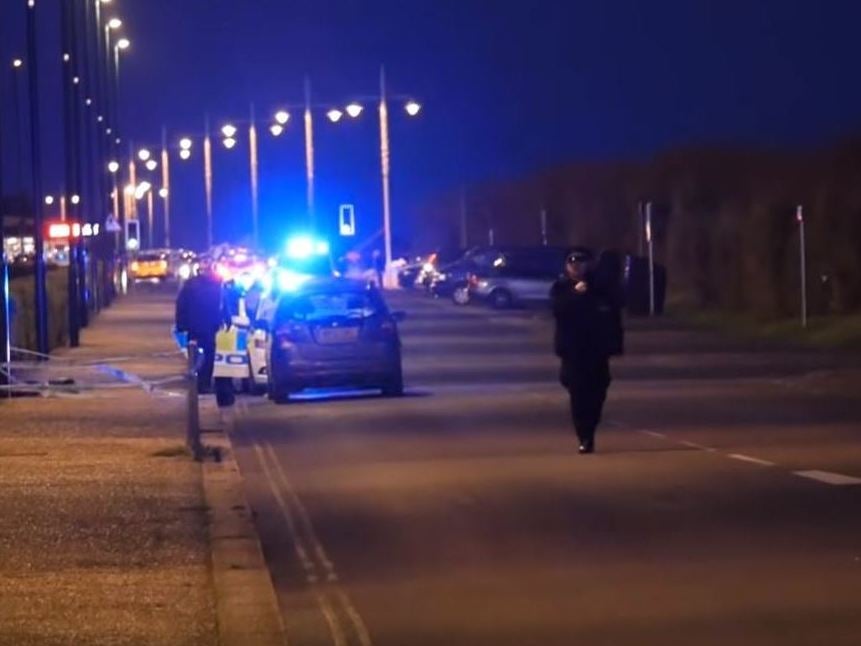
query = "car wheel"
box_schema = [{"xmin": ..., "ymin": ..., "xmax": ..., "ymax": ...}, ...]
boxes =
[
  {"xmin": 381, "ymin": 370, "xmax": 404, "ymax": 397},
  {"xmin": 452, "ymin": 285, "xmax": 470, "ymax": 305},
  {"xmin": 490, "ymin": 288, "xmax": 513, "ymax": 309}
]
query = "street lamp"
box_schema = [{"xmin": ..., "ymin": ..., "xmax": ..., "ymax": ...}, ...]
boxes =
[
  {"xmin": 44, "ymin": 195, "xmax": 55, "ymax": 206},
  {"xmin": 274, "ymin": 110, "xmax": 290, "ymax": 125},
  {"xmin": 179, "ymin": 149, "xmax": 191, "ymax": 160},
  {"xmin": 159, "ymin": 188, "xmax": 168, "ymax": 199},
  {"xmin": 327, "ymin": 108, "xmax": 344, "ymax": 123},
  {"xmin": 405, "ymin": 100, "xmax": 422, "ymax": 117},
  {"xmin": 138, "ymin": 148, "xmax": 151, "ymax": 161},
  {"xmin": 221, "ymin": 124, "xmax": 237, "ymax": 138},
  {"xmin": 346, "ymin": 103, "xmax": 363, "ymax": 118},
  {"xmin": 145, "ymin": 159, "xmax": 158, "ymax": 172},
  {"xmin": 116, "ymin": 37, "xmax": 130, "ymax": 50},
  {"xmin": 107, "ymin": 17, "xmax": 122, "ymax": 29},
  {"xmin": 107, "ymin": 160, "xmax": 120, "ymax": 174},
  {"xmin": 223, "ymin": 137, "xmax": 237, "ymax": 150},
  {"xmin": 12, "ymin": 58, "xmax": 23, "ymax": 69},
  {"xmin": 269, "ymin": 124, "xmax": 284, "ymax": 137},
  {"xmin": 70, "ymin": 194, "xmax": 80, "ymax": 205},
  {"xmin": 179, "ymin": 137, "xmax": 192, "ymax": 150}
]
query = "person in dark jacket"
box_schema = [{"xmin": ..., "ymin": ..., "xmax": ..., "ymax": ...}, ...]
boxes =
[
  {"xmin": 550, "ymin": 248, "xmax": 618, "ymax": 454},
  {"xmin": 175, "ymin": 257, "xmax": 224, "ymax": 394}
]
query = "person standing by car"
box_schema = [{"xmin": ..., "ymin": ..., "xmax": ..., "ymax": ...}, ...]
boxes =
[
  {"xmin": 175, "ymin": 257, "xmax": 224, "ymax": 395},
  {"xmin": 550, "ymin": 248, "xmax": 620, "ymax": 454}
]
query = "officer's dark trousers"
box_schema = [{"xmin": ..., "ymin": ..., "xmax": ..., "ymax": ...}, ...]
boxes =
[{"xmin": 560, "ymin": 357, "xmax": 611, "ymax": 445}]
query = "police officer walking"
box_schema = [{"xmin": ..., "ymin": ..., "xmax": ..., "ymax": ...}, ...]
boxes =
[
  {"xmin": 175, "ymin": 256, "xmax": 224, "ymax": 395},
  {"xmin": 550, "ymin": 248, "xmax": 622, "ymax": 454}
]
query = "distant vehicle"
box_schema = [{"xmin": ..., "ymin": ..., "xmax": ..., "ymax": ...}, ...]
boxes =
[
  {"xmin": 265, "ymin": 278, "xmax": 405, "ymax": 402},
  {"xmin": 467, "ymin": 247, "xmax": 571, "ymax": 308},
  {"xmin": 399, "ymin": 248, "xmax": 466, "ymax": 290},
  {"xmin": 130, "ymin": 249, "xmax": 175, "ymax": 282}
]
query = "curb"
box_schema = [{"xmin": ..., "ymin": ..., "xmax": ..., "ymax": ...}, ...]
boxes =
[{"xmin": 201, "ymin": 409, "xmax": 286, "ymax": 646}]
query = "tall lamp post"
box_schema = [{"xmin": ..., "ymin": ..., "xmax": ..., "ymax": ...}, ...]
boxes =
[{"xmin": 26, "ymin": 0, "xmax": 49, "ymax": 354}]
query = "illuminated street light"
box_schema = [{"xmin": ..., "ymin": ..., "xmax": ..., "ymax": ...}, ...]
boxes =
[
  {"xmin": 97, "ymin": 115, "xmax": 104, "ymax": 123},
  {"xmin": 108, "ymin": 17, "xmax": 122, "ymax": 29},
  {"xmin": 179, "ymin": 149, "xmax": 191, "ymax": 160},
  {"xmin": 274, "ymin": 110, "xmax": 290, "ymax": 125},
  {"xmin": 159, "ymin": 188, "xmax": 168, "ymax": 199},
  {"xmin": 85, "ymin": 97, "xmax": 93, "ymax": 106},
  {"xmin": 223, "ymin": 137, "xmax": 237, "ymax": 150},
  {"xmin": 346, "ymin": 103, "xmax": 363, "ymax": 118},
  {"xmin": 138, "ymin": 148, "xmax": 151, "ymax": 161},
  {"xmin": 145, "ymin": 159, "xmax": 158, "ymax": 172},
  {"xmin": 70, "ymin": 194, "xmax": 80, "ymax": 205},
  {"xmin": 44, "ymin": 195, "xmax": 55, "ymax": 206},
  {"xmin": 327, "ymin": 108, "xmax": 344, "ymax": 123},
  {"xmin": 179, "ymin": 137, "xmax": 193, "ymax": 150},
  {"xmin": 12, "ymin": 58, "xmax": 23, "ymax": 69},
  {"xmin": 116, "ymin": 37, "xmax": 130, "ymax": 50},
  {"xmin": 134, "ymin": 181, "xmax": 152, "ymax": 200},
  {"xmin": 63, "ymin": 53, "xmax": 70, "ymax": 62},
  {"xmin": 221, "ymin": 124, "xmax": 237, "ymax": 138},
  {"xmin": 107, "ymin": 160, "xmax": 120, "ymax": 173},
  {"xmin": 269, "ymin": 124, "xmax": 284, "ymax": 137},
  {"xmin": 124, "ymin": 184, "xmax": 135, "ymax": 196},
  {"xmin": 73, "ymin": 76, "xmax": 80, "ymax": 84},
  {"xmin": 405, "ymin": 100, "xmax": 422, "ymax": 117}
]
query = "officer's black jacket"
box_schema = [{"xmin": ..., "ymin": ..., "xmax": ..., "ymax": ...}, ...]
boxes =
[
  {"xmin": 175, "ymin": 274, "xmax": 224, "ymax": 339},
  {"xmin": 551, "ymin": 271, "xmax": 624, "ymax": 362}
]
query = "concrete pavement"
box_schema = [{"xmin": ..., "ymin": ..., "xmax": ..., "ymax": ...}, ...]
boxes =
[
  {"xmin": 230, "ymin": 290, "xmax": 861, "ymax": 645},
  {"xmin": 0, "ymin": 287, "xmax": 217, "ymax": 645}
]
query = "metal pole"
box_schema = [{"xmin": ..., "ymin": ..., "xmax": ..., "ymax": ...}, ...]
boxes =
[
  {"xmin": 540, "ymin": 208, "xmax": 548, "ymax": 246},
  {"xmin": 26, "ymin": 0, "xmax": 49, "ymax": 355},
  {"xmin": 379, "ymin": 65, "xmax": 394, "ymax": 283},
  {"xmin": 459, "ymin": 187, "xmax": 468, "ymax": 249},
  {"xmin": 186, "ymin": 339, "xmax": 202, "ymax": 460},
  {"xmin": 303, "ymin": 77, "xmax": 315, "ymax": 229},
  {"xmin": 249, "ymin": 103, "xmax": 259, "ymax": 247},
  {"xmin": 147, "ymin": 190, "xmax": 154, "ymax": 249},
  {"xmin": 0, "ymin": 62, "xmax": 12, "ymax": 381},
  {"xmin": 204, "ymin": 115, "xmax": 213, "ymax": 249},
  {"xmin": 797, "ymin": 205, "xmax": 807, "ymax": 329},
  {"xmin": 637, "ymin": 201, "xmax": 644, "ymax": 256},
  {"xmin": 646, "ymin": 201, "xmax": 655, "ymax": 317},
  {"xmin": 161, "ymin": 126, "xmax": 170, "ymax": 247},
  {"xmin": 11, "ymin": 62, "xmax": 25, "ymax": 193}
]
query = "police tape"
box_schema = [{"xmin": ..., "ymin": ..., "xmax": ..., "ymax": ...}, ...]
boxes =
[{"xmin": 8, "ymin": 346, "xmax": 184, "ymax": 366}]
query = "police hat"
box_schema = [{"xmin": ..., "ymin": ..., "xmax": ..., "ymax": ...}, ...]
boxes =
[{"xmin": 565, "ymin": 247, "xmax": 594, "ymax": 264}]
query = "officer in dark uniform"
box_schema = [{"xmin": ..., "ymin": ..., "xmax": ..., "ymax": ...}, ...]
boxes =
[
  {"xmin": 175, "ymin": 256, "xmax": 224, "ymax": 394},
  {"xmin": 550, "ymin": 248, "xmax": 620, "ymax": 454}
]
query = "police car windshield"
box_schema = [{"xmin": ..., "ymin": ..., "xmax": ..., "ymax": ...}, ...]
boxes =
[{"xmin": 278, "ymin": 255, "xmax": 333, "ymax": 277}]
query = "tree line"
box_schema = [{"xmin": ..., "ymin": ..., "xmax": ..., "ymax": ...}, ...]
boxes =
[{"xmin": 415, "ymin": 140, "xmax": 861, "ymax": 318}]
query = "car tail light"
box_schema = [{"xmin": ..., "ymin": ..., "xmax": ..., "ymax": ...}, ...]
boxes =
[{"xmin": 275, "ymin": 323, "xmax": 306, "ymax": 348}]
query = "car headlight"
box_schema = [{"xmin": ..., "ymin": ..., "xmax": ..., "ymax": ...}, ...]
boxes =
[{"xmin": 178, "ymin": 263, "xmax": 192, "ymax": 280}]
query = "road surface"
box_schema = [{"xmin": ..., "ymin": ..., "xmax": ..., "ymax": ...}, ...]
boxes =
[{"xmin": 229, "ymin": 291, "xmax": 861, "ymax": 646}]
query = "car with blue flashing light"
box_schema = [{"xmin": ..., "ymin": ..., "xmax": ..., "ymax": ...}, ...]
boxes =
[{"xmin": 264, "ymin": 277, "xmax": 405, "ymax": 403}]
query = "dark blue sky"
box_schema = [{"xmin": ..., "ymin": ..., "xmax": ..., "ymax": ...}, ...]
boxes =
[{"xmin": 2, "ymin": 0, "xmax": 860, "ymax": 251}]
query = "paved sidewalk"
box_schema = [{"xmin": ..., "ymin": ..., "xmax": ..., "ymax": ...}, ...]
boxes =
[{"xmin": 0, "ymin": 289, "xmax": 218, "ymax": 645}]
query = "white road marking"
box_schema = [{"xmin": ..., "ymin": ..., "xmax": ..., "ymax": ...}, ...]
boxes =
[
  {"xmin": 793, "ymin": 470, "xmax": 861, "ymax": 486},
  {"xmin": 253, "ymin": 443, "xmax": 348, "ymax": 646},
  {"xmin": 640, "ymin": 430, "xmax": 667, "ymax": 439},
  {"xmin": 680, "ymin": 440, "xmax": 718, "ymax": 453},
  {"xmin": 265, "ymin": 442, "xmax": 374, "ymax": 646},
  {"xmin": 727, "ymin": 453, "xmax": 776, "ymax": 467}
]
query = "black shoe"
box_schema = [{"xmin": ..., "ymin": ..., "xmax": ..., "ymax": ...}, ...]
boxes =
[{"xmin": 578, "ymin": 441, "xmax": 594, "ymax": 454}]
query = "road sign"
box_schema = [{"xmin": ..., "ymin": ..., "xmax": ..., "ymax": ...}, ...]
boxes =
[
  {"xmin": 105, "ymin": 215, "xmax": 121, "ymax": 233},
  {"xmin": 339, "ymin": 204, "xmax": 356, "ymax": 237}
]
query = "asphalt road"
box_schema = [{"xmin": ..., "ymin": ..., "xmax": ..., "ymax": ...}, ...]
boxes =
[{"xmin": 229, "ymin": 291, "xmax": 861, "ymax": 646}]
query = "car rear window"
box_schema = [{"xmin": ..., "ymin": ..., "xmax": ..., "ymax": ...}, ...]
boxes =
[{"xmin": 277, "ymin": 290, "xmax": 384, "ymax": 322}]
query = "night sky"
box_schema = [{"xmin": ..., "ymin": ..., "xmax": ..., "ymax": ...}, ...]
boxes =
[{"xmin": 2, "ymin": 0, "xmax": 860, "ymax": 252}]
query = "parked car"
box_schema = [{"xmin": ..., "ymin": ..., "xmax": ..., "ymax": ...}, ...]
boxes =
[
  {"xmin": 467, "ymin": 247, "xmax": 571, "ymax": 308},
  {"xmin": 266, "ymin": 278, "xmax": 405, "ymax": 402}
]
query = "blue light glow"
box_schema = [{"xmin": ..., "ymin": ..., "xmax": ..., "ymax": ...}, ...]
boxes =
[{"xmin": 277, "ymin": 268, "xmax": 311, "ymax": 292}]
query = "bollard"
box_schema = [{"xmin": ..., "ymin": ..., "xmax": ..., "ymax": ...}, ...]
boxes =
[{"xmin": 186, "ymin": 340, "xmax": 203, "ymax": 460}]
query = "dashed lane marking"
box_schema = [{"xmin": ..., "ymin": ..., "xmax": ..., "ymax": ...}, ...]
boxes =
[
  {"xmin": 679, "ymin": 440, "xmax": 718, "ymax": 453},
  {"xmin": 793, "ymin": 470, "xmax": 861, "ymax": 486},
  {"xmin": 727, "ymin": 453, "xmax": 776, "ymax": 467}
]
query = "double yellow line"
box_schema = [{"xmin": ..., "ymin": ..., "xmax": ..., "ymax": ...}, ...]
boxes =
[{"xmin": 254, "ymin": 440, "xmax": 373, "ymax": 646}]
